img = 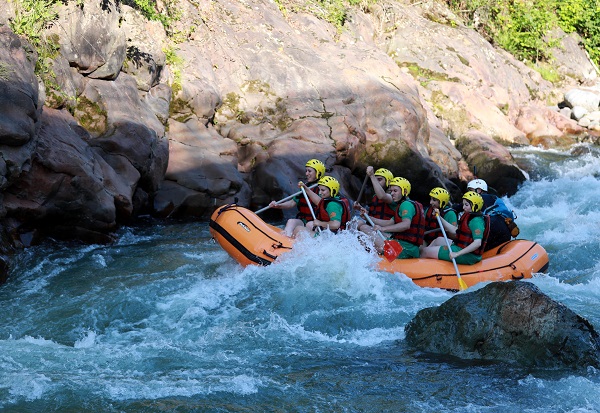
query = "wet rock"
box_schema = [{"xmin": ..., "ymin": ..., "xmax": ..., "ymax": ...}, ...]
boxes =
[{"xmin": 405, "ymin": 281, "xmax": 600, "ymax": 369}]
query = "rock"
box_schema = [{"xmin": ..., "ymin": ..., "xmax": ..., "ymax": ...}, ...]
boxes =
[
  {"xmin": 3, "ymin": 108, "xmax": 133, "ymax": 242},
  {"xmin": 515, "ymin": 105, "xmax": 584, "ymax": 148},
  {"xmin": 405, "ymin": 281, "xmax": 600, "ymax": 369},
  {"xmin": 564, "ymin": 88, "xmax": 600, "ymax": 113},
  {"xmin": 0, "ymin": 26, "xmax": 41, "ymax": 178},
  {"xmin": 454, "ymin": 130, "xmax": 526, "ymax": 195},
  {"xmin": 548, "ymin": 29, "xmax": 598, "ymax": 84},
  {"xmin": 154, "ymin": 118, "xmax": 251, "ymax": 217},
  {"xmin": 571, "ymin": 105, "xmax": 589, "ymax": 121},
  {"xmin": 50, "ymin": 1, "xmax": 126, "ymax": 79},
  {"xmin": 171, "ymin": 43, "xmax": 221, "ymax": 123},
  {"xmin": 120, "ymin": 5, "xmax": 167, "ymax": 92},
  {"xmin": 75, "ymin": 75, "xmax": 169, "ymax": 193}
]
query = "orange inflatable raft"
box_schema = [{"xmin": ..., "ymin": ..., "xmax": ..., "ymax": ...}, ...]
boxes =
[{"xmin": 209, "ymin": 204, "xmax": 549, "ymax": 290}]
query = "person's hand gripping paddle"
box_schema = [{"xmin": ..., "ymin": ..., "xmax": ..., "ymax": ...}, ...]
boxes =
[
  {"xmin": 363, "ymin": 213, "xmax": 402, "ymax": 262},
  {"xmin": 301, "ymin": 186, "xmax": 322, "ymax": 234},
  {"xmin": 436, "ymin": 212, "xmax": 468, "ymax": 291}
]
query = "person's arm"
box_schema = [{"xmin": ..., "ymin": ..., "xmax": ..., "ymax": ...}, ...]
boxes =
[
  {"xmin": 312, "ymin": 218, "xmax": 341, "ymax": 232},
  {"xmin": 299, "ymin": 181, "xmax": 321, "ymax": 205},
  {"xmin": 269, "ymin": 199, "xmax": 296, "ymax": 209},
  {"xmin": 374, "ymin": 201, "xmax": 413, "ymax": 233},
  {"xmin": 312, "ymin": 202, "xmax": 342, "ymax": 231},
  {"xmin": 436, "ymin": 209, "xmax": 458, "ymax": 238},
  {"xmin": 444, "ymin": 210, "xmax": 458, "ymax": 227},
  {"xmin": 375, "ymin": 217, "xmax": 410, "ymax": 233},
  {"xmin": 367, "ymin": 166, "xmax": 393, "ymax": 204},
  {"xmin": 450, "ymin": 239, "xmax": 482, "ymax": 259},
  {"xmin": 369, "ymin": 215, "xmax": 393, "ymax": 226}
]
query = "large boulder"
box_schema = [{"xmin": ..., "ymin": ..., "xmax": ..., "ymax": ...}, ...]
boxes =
[
  {"xmin": 515, "ymin": 105, "xmax": 585, "ymax": 148},
  {"xmin": 405, "ymin": 281, "xmax": 600, "ymax": 369},
  {"xmin": 454, "ymin": 131, "xmax": 526, "ymax": 195},
  {"xmin": 49, "ymin": 0, "xmax": 126, "ymax": 80},
  {"xmin": 120, "ymin": 5, "xmax": 167, "ymax": 92},
  {"xmin": 74, "ymin": 74, "xmax": 169, "ymax": 194},
  {"xmin": 153, "ymin": 118, "xmax": 251, "ymax": 217},
  {"xmin": 2, "ymin": 108, "xmax": 134, "ymax": 244}
]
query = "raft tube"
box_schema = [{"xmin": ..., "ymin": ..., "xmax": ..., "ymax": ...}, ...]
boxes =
[{"xmin": 209, "ymin": 204, "xmax": 549, "ymax": 290}]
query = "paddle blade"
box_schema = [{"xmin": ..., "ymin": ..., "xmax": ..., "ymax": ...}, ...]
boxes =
[
  {"xmin": 383, "ymin": 240, "xmax": 402, "ymax": 262},
  {"xmin": 457, "ymin": 276, "xmax": 468, "ymax": 291}
]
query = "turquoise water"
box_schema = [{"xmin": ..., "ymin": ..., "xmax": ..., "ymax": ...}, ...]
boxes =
[{"xmin": 1, "ymin": 145, "xmax": 600, "ymax": 412}]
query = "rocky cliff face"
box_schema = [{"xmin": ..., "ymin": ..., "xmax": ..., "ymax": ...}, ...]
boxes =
[{"xmin": 0, "ymin": 0, "xmax": 596, "ymax": 255}]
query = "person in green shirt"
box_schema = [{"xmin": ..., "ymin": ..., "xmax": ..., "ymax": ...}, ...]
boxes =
[
  {"xmin": 295, "ymin": 176, "xmax": 351, "ymax": 237},
  {"xmin": 421, "ymin": 187, "xmax": 458, "ymax": 248},
  {"xmin": 369, "ymin": 177, "xmax": 425, "ymax": 259},
  {"xmin": 420, "ymin": 191, "xmax": 490, "ymax": 265},
  {"xmin": 268, "ymin": 159, "xmax": 325, "ymax": 237}
]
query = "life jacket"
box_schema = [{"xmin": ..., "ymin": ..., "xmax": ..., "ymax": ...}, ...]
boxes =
[
  {"xmin": 391, "ymin": 199, "xmax": 425, "ymax": 246},
  {"xmin": 316, "ymin": 196, "xmax": 352, "ymax": 232},
  {"xmin": 368, "ymin": 195, "xmax": 396, "ymax": 220},
  {"xmin": 454, "ymin": 212, "xmax": 490, "ymax": 256},
  {"xmin": 296, "ymin": 184, "xmax": 319, "ymax": 221},
  {"xmin": 423, "ymin": 206, "xmax": 457, "ymax": 244}
]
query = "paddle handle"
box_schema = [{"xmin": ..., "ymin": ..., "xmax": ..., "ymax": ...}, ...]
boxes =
[
  {"xmin": 356, "ymin": 175, "xmax": 369, "ymax": 205},
  {"xmin": 435, "ymin": 213, "xmax": 463, "ymax": 282},
  {"xmin": 255, "ymin": 184, "xmax": 318, "ymax": 214},
  {"xmin": 363, "ymin": 213, "xmax": 386, "ymax": 240},
  {"xmin": 301, "ymin": 186, "xmax": 322, "ymax": 233}
]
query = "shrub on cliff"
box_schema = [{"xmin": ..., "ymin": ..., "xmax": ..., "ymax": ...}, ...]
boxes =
[{"xmin": 446, "ymin": 0, "xmax": 600, "ymax": 67}]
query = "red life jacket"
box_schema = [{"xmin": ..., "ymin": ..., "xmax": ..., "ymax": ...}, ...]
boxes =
[
  {"xmin": 454, "ymin": 212, "xmax": 490, "ymax": 255},
  {"xmin": 391, "ymin": 199, "xmax": 425, "ymax": 246},
  {"xmin": 296, "ymin": 184, "xmax": 319, "ymax": 221},
  {"xmin": 316, "ymin": 197, "xmax": 352, "ymax": 232},
  {"xmin": 368, "ymin": 195, "xmax": 396, "ymax": 220},
  {"xmin": 423, "ymin": 206, "xmax": 457, "ymax": 244}
]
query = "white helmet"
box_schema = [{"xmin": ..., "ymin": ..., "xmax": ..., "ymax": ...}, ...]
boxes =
[{"xmin": 467, "ymin": 178, "xmax": 488, "ymax": 192}]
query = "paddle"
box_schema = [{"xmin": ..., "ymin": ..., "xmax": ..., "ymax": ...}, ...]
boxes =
[
  {"xmin": 435, "ymin": 212, "xmax": 468, "ymax": 291},
  {"xmin": 301, "ymin": 186, "xmax": 321, "ymax": 233},
  {"xmin": 363, "ymin": 214, "xmax": 403, "ymax": 262},
  {"xmin": 255, "ymin": 184, "xmax": 318, "ymax": 214},
  {"xmin": 356, "ymin": 175, "xmax": 369, "ymax": 206}
]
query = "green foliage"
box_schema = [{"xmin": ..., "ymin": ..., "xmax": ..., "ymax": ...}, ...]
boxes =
[
  {"xmin": 555, "ymin": 0, "xmax": 600, "ymax": 67},
  {"xmin": 164, "ymin": 45, "xmax": 183, "ymax": 93},
  {"xmin": 121, "ymin": 0, "xmax": 180, "ymax": 33},
  {"xmin": 0, "ymin": 63, "xmax": 11, "ymax": 80},
  {"xmin": 278, "ymin": 0, "xmax": 377, "ymax": 32},
  {"xmin": 9, "ymin": 0, "xmax": 61, "ymax": 88},
  {"xmin": 445, "ymin": 0, "xmax": 600, "ymax": 67}
]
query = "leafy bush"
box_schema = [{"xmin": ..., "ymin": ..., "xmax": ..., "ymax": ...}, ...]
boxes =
[
  {"xmin": 9, "ymin": 0, "xmax": 61, "ymax": 87},
  {"xmin": 445, "ymin": 0, "xmax": 600, "ymax": 67}
]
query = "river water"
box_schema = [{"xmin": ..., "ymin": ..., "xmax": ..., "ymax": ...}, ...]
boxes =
[{"xmin": 1, "ymin": 144, "xmax": 599, "ymax": 412}]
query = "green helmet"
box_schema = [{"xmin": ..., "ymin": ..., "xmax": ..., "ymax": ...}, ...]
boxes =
[
  {"xmin": 429, "ymin": 187, "xmax": 450, "ymax": 208},
  {"xmin": 463, "ymin": 191, "xmax": 484, "ymax": 212},
  {"xmin": 389, "ymin": 177, "xmax": 411, "ymax": 196},
  {"xmin": 305, "ymin": 159, "xmax": 326, "ymax": 179},
  {"xmin": 318, "ymin": 176, "xmax": 340, "ymax": 197},
  {"xmin": 374, "ymin": 168, "xmax": 394, "ymax": 186}
]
